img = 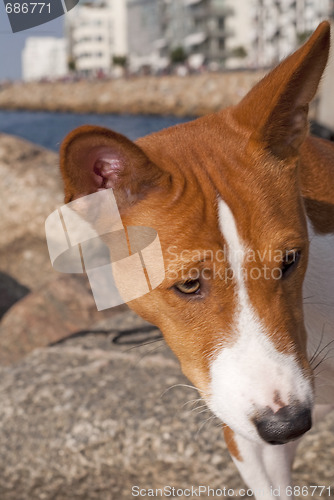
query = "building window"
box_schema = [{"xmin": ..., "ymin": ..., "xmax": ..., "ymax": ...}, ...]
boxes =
[{"xmin": 218, "ymin": 17, "xmax": 225, "ymax": 30}]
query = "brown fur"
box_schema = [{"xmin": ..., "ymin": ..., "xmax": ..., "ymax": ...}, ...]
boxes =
[
  {"xmin": 59, "ymin": 22, "xmax": 334, "ymax": 459},
  {"xmin": 223, "ymin": 425, "xmax": 242, "ymax": 462}
]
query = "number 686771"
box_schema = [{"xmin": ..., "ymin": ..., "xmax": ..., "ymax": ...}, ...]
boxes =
[{"xmin": 5, "ymin": 3, "xmax": 51, "ymax": 14}]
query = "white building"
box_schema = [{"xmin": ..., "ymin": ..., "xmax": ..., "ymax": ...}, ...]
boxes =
[
  {"xmin": 127, "ymin": 0, "xmax": 331, "ymax": 72},
  {"xmin": 113, "ymin": 0, "xmax": 127, "ymax": 56},
  {"xmin": 22, "ymin": 37, "xmax": 67, "ymax": 81},
  {"xmin": 127, "ymin": 0, "xmax": 167, "ymax": 73},
  {"xmin": 66, "ymin": 0, "xmax": 127, "ymax": 76},
  {"xmin": 225, "ymin": 0, "xmax": 332, "ymax": 68},
  {"xmin": 63, "ymin": 0, "xmax": 332, "ymax": 75}
]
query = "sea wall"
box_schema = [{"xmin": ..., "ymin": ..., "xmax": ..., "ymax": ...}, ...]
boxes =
[{"xmin": 0, "ymin": 72, "xmax": 265, "ymax": 117}]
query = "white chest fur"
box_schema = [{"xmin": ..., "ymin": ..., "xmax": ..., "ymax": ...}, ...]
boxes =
[{"xmin": 303, "ymin": 219, "xmax": 334, "ymax": 404}]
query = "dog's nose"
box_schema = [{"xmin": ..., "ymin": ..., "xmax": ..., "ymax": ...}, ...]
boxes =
[{"xmin": 254, "ymin": 404, "xmax": 312, "ymax": 445}]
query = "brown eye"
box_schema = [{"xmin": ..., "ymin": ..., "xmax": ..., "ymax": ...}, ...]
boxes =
[
  {"xmin": 282, "ymin": 249, "xmax": 301, "ymax": 278},
  {"xmin": 175, "ymin": 279, "xmax": 201, "ymax": 294}
]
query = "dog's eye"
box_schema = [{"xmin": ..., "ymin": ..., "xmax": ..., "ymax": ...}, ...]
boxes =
[
  {"xmin": 281, "ymin": 249, "xmax": 301, "ymax": 278},
  {"xmin": 175, "ymin": 279, "xmax": 201, "ymax": 294}
]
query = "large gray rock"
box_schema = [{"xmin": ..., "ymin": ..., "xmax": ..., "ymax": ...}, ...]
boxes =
[
  {"xmin": 0, "ymin": 271, "xmax": 30, "ymax": 320},
  {"xmin": 0, "ymin": 134, "xmax": 120, "ymax": 363},
  {"xmin": 0, "ymin": 133, "xmax": 62, "ymax": 290},
  {"xmin": 0, "ymin": 274, "xmax": 126, "ymax": 365}
]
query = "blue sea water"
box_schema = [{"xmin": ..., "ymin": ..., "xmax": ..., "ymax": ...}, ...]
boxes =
[{"xmin": 0, "ymin": 110, "xmax": 193, "ymax": 151}]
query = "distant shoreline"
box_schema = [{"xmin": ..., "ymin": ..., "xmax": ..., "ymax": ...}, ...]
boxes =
[{"xmin": 0, "ymin": 72, "xmax": 265, "ymax": 117}]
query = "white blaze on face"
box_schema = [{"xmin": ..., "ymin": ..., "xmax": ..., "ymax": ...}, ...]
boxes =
[{"xmin": 208, "ymin": 198, "xmax": 313, "ymax": 441}]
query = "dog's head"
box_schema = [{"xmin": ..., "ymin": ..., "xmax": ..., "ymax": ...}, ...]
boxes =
[{"xmin": 60, "ymin": 23, "xmax": 330, "ymax": 445}]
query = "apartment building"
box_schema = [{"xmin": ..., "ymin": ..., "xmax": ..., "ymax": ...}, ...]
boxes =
[
  {"xmin": 66, "ymin": 0, "xmax": 127, "ymax": 76},
  {"xmin": 127, "ymin": 0, "xmax": 332, "ymax": 71},
  {"xmin": 22, "ymin": 37, "xmax": 67, "ymax": 81},
  {"xmin": 127, "ymin": 0, "xmax": 165, "ymax": 72},
  {"xmin": 127, "ymin": 0, "xmax": 235, "ymax": 71},
  {"xmin": 246, "ymin": 0, "xmax": 332, "ymax": 67},
  {"xmin": 164, "ymin": 0, "xmax": 234, "ymax": 68},
  {"xmin": 63, "ymin": 0, "xmax": 332, "ymax": 76}
]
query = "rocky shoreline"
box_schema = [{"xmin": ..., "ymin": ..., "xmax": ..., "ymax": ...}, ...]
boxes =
[
  {"xmin": 0, "ymin": 72, "xmax": 265, "ymax": 117},
  {"xmin": 0, "ymin": 133, "xmax": 334, "ymax": 499}
]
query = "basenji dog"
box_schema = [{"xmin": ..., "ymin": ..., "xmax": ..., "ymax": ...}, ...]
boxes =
[{"xmin": 59, "ymin": 22, "xmax": 334, "ymax": 499}]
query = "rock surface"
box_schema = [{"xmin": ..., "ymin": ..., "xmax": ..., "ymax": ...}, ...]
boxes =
[
  {"xmin": 0, "ymin": 133, "xmax": 121, "ymax": 362},
  {"xmin": 0, "ymin": 310, "xmax": 333, "ymax": 500},
  {"xmin": 0, "ymin": 133, "xmax": 62, "ymax": 289},
  {"xmin": 0, "ymin": 274, "xmax": 126, "ymax": 365},
  {"xmin": 0, "ymin": 271, "xmax": 30, "ymax": 320},
  {"xmin": 0, "ymin": 73, "xmax": 266, "ymax": 117}
]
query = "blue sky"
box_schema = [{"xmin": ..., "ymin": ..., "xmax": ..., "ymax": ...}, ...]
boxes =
[{"xmin": 0, "ymin": 5, "xmax": 64, "ymax": 80}]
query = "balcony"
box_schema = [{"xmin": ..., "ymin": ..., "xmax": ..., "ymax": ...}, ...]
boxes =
[
  {"xmin": 184, "ymin": 31, "xmax": 207, "ymax": 47},
  {"xmin": 208, "ymin": 27, "xmax": 234, "ymax": 38},
  {"xmin": 201, "ymin": 47, "xmax": 229, "ymax": 61},
  {"xmin": 191, "ymin": 5, "xmax": 234, "ymax": 19},
  {"xmin": 183, "ymin": 0, "xmax": 203, "ymax": 5}
]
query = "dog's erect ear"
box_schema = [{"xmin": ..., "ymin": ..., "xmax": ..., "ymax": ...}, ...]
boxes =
[
  {"xmin": 60, "ymin": 125, "xmax": 166, "ymax": 204},
  {"xmin": 233, "ymin": 21, "xmax": 331, "ymax": 158}
]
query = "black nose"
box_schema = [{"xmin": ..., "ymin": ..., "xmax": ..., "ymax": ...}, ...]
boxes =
[{"xmin": 254, "ymin": 405, "xmax": 312, "ymax": 445}]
